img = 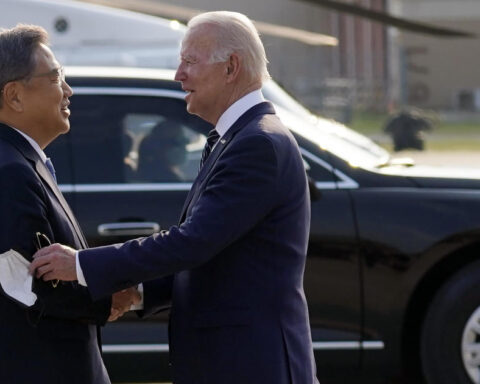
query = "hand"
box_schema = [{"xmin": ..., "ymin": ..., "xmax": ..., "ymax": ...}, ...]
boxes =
[
  {"xmin": 108, "ymin": 287, "xmax": 142, "ymax": 322},
  {"xmin": 29, "ymin": 243, "xmax": 77, "ymax": 282}
]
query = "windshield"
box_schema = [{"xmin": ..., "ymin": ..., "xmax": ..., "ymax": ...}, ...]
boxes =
[
  {"xmin": 262, "ymin": 80, "xmax": 390, "ymax": 169},
  {"xmin": 262, "ymin": 80, "xmax": 314, "ymax": 121}
]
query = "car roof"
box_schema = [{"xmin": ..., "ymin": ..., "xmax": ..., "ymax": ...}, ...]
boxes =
[{"xmin": 65, "ymin": 66, "xmax": 177, "ymax": 81}]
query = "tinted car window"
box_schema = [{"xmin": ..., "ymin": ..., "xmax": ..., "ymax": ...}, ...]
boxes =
[
  {"xmin": 303, "ymin": 156, "xmax": 340, "ymax": 183},
  {"xmin": 66, "ymin": 92, "xmax": 341, "ymax": 186},
  {"xmin": 68, "ymin": 94, "xmax": 211, "ymax": 184}
]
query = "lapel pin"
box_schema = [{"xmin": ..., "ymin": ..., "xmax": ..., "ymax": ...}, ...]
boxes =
[{"xmin": 220, "ymin": 139, "xmax": 226, "ymax": 144}]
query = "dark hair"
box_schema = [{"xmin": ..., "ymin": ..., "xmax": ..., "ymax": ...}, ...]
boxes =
[{"xmin": 0, "ymin": 24, "xmax": 49, "ymax": 107}]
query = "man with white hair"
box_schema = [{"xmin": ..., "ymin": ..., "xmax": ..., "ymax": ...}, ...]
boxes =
[{"xmin": 32, "ymin": 11, "xmax": 319, "ymax": 384}]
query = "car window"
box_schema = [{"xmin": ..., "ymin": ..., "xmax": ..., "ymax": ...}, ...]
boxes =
[
  {"xmin": 262, "ymin": 80, "xmax": 313, "ymax": 121},
  {"xmin": 303, "ymin": 156, "xmax": 340, "ymax": 183},
  {"xmin": 268, "ymin": 89, "xmax": 390, "ymax": 169},
  {"xmin": 123, "ymin": 113, "xmax": 204, "ymax": 183},
  {"xmin": 68, "ymin": 94, "xmax": 211, "ymax": 184}
]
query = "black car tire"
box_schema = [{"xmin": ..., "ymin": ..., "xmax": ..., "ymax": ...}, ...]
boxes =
[{"xmin": 421, "ymin": 261, "xmax": 480, "ymax": 384}]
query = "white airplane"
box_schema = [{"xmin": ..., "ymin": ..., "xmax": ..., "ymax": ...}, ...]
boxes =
[{"xmin": 0, "ymin": 0, "xmax": 186, "ymax": 68}]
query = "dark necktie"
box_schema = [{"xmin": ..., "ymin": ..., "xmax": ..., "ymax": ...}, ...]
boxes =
[
  {"xmin": 45, "ymin": 157, "xmax": 57, "ymax": 183},
  {"xmin": 199, "ymin": 129, "xmax": 220, "ymax": 170}
]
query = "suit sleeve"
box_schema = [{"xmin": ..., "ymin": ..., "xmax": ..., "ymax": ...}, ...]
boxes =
[
  {"xmin": 80, "ymin": 133, "xmax": 280, "ymax": 300},
  {"xmin": 136, "ymin": 275, "xmax": 173, "ymax": 318},
  {"xmin": 0, "ymin": 162, "xmax": 110, "ymax": 325}
]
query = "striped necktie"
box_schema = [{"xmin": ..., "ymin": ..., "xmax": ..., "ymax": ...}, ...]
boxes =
[
  {"xmin": 45, "ymin": 157, "xmax": 57, "ymax": 183},
  {"xmin": 199, "ymin": 129, "xmax": 220, "ymax": 170}
]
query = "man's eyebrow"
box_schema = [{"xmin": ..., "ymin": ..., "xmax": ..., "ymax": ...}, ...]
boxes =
[{"xmin": 181, "ymin": 53, "xmax": 197, "ymax": 61}]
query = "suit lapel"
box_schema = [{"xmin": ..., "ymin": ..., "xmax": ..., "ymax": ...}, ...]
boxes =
[
  {"xmin": 179, "ymin": 102, "xmax": 276, "ymax": 223},
  {"xmin": 35, "ymin": 160, "xmax": 88, "ymax": 248},
  {"xmin": 0, "ymin": 124, "xmax": 87, "ymax": 248}
]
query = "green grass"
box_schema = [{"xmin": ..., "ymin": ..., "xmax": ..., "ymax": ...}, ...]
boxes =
[
  {"xmin": 420, "ymin": 140, "xmax": 480, "ymax": 151},
  {"xmin": 378, "ymin": 140, "xmax": 480, "ymax": 152},
  {"xmin": 349, "ymin": 110, "xmax": 480, "ymax": 151},
  {"xmin": 349, "ymin": 111, "xmax": 389, "ymax": 135},
  {"xmin": 435, "ymin": 121, "xmax": 480, "ymax": 135}
]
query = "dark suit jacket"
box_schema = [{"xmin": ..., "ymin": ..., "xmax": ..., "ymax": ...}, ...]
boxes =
[
  {"xmin": 80, "ymin": 102, "xmax": 318, "ymax": 384},
  {"xmin": 0, "ymin": 124, "xmax": 111, "ymax": 384}
]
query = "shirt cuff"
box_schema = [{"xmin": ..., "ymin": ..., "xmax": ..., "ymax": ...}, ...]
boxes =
[
  {"xmin": 75, "ymin": 251, "xmax": 87, "ymax": 287},
  {"xmin": 130, "ymin": 284, "xmax": 144, "ymax": 310}
]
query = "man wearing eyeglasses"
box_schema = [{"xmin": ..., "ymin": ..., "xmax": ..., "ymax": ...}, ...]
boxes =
[{"xmin": 0, "ymin": 24, "xmax": 136, "ymax": 384}]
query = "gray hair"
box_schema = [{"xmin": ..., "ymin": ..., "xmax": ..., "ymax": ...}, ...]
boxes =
[
  {"xmin": 0, "ymin": 24, "xmax": 49, "ymax": 107},
  {"xmin": 187, "ymin": 11, "xmax": 270, "ymax": 84}
]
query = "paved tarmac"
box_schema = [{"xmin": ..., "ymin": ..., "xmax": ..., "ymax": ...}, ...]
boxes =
[{"xmin": 391, "ymin": 150, "xmax": 480, "ymax": 168}]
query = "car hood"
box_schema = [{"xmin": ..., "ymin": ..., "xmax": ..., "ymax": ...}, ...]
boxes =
[{"xmin": 377, "ymin": 164, "xmax": 480, "ymax": 188}]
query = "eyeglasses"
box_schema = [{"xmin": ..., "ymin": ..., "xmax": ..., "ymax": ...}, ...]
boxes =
[
  {"xmin": 29, "ymin": 66, "xmax": 65, "ymax": 84},
  {"xmin": 0, "ymin": 66, "xmax": 66, "ymax": 94},
  {"xmin": 34, "ymin": 232, "xmax": 59, "ymax": 288}
]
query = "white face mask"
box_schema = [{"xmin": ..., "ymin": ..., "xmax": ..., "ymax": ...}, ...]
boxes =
[{"xmin": 0, "ymin": 249, "xmax": 37, "ymax": 307}]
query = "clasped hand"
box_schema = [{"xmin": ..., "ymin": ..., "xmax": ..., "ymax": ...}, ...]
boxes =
[{"xmin": 29, "ymin": 243, "xmax": 77, "ymax": 281}]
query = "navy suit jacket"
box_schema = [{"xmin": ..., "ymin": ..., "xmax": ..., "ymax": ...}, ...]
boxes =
[
  {"xmin": 80, "ymin": 102, "xmax": 319, "ymax": 384},
  {"xmin": 0, "ymin": 125, "xmax": 111, "ymax": 384}
]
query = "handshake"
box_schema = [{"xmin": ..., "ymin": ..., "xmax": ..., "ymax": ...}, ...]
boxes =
[{"xmin": 109, "ymin": 286, "xmax": 142, "ymax": 322}]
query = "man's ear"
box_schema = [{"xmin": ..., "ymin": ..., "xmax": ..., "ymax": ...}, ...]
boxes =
[
  {"xmin": 225, "ymin": 54, "xmax": 241, "ymax": 83},
  {"xmin": 2, "ymin": 82, "xmax": 24, "ymax": 112}
]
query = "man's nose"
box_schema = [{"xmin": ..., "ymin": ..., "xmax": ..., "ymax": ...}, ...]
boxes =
[
  {"xmin": 174, "ymin": 64, "xmax": 185, "ymax": 82},
  {"xmin": 62, "ymin": 80, "xmax": 73, "ymax": 97}
]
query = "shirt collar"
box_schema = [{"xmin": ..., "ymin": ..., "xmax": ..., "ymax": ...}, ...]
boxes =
[
  {"xmin": 215, "ymin": 89, "xmax": 265, "ymax": 138},
  {"xmin": 11, "ymin": 127, "xmax": 47, "ymax": 163}
]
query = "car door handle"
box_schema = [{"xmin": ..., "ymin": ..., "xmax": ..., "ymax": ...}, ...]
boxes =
[{"xmin": 97, "ymin": 222, "xmax": 160, "ymax": 236}]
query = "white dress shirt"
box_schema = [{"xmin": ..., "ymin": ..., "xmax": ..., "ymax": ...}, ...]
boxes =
[
  {"xmin": 12, "ymin": 127, "xmax": 48, "ymax": 164},
  {"xmin": 75, "ymin": 89, "xmax": 266, "ymax": 310},
  {"xmin": 214, "ymin": 88, "xmax": 265, "ymax": 140}
]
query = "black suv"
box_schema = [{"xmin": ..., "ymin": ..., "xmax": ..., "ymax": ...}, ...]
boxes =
[{"xmin": 46, "ymin": 66, "xmax": 480, "ymax": 384}]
